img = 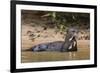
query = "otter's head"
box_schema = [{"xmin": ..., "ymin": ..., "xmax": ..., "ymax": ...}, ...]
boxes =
[{"xmin": 67, "ymin": 28, "xmax": 78, "ymax": 38}]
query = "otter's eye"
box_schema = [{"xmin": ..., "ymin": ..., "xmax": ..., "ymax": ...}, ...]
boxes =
[{"xmin": 72, "ymin": 31, "xmax": 75, "ymax": 32}]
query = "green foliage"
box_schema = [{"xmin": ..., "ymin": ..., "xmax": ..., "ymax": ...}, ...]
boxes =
[
  {"xmin": 49, "ymin": 12, "xmax": 89, "ymax": 31},
  {"xmin": 22, "ymin": 10, "xmax": 90, "ymax": 31}
]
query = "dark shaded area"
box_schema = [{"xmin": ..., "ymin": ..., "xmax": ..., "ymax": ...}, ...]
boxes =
[{"xmin": 22, "ymin": 41, "xmax": 64, "ymax": 52}]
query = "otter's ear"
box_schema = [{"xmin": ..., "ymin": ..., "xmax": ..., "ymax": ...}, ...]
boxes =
[{"xmin": 66, "ymin": 29, "xmax": 69, "ymax": 34}]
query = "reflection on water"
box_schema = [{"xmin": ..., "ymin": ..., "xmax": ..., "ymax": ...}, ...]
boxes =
[{"xmin": 21, "ymin": 47, "xmax": 90, "ymax": 63}]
